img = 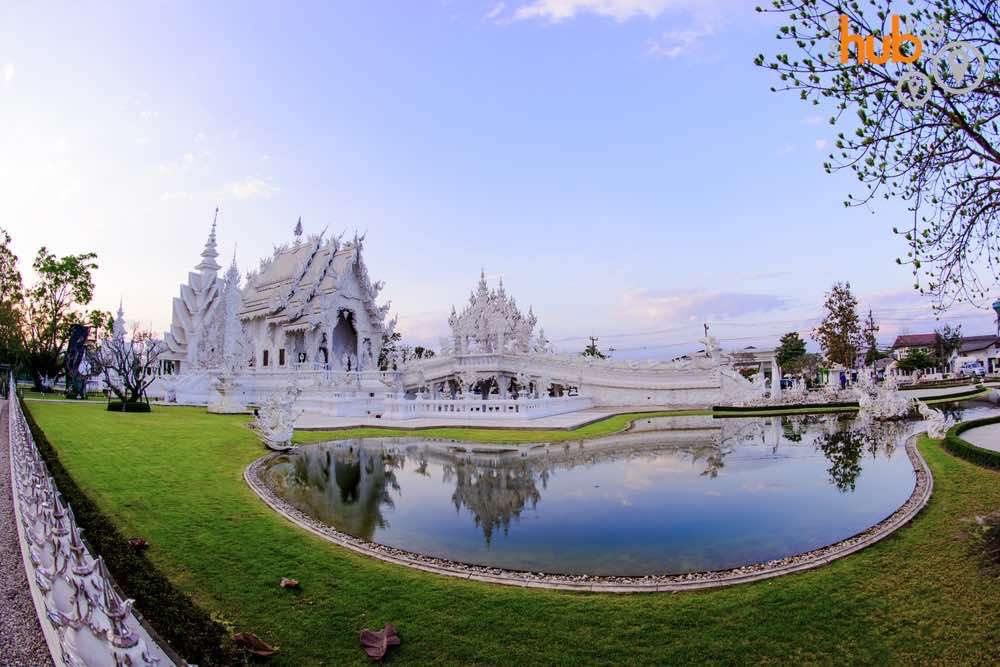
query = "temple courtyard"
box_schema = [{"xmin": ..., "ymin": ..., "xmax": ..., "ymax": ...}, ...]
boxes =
[{"xmin": 7, "ymin": 397, "xmax": 1000, "ymax": 665}]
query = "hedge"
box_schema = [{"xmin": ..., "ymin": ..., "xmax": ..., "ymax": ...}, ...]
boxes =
[
  {"xmin": 943, "ymin": 415, "xmax": 1000, "ymax": 469},
  {"xmin": 19, "ymin": 398, "xmax": 237, "ymax": 665},
  {"xmin": 919, "ymin": 386, "xmax": 986, "ymax": 403},
  {"xmin": 106, "ymin": 400, "xmax": 152, "ymax": 413},
  {"xmin": 712, "ymin": 401, "xmax": 859, "ymax": 415}
]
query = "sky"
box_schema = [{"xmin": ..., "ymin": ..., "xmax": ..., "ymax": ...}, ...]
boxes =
[{"xmin": 1, "ymin": 0, "xmax": 997, "ymax": 358}]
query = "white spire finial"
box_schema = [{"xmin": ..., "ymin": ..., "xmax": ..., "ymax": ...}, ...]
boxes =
[
  {"xmin": 197, "ymin": 207, "xmax": 222, "ymax": 273},
  {"xmin": 294, "ymin": 217, "xmax": 303, "ymax": 244}
]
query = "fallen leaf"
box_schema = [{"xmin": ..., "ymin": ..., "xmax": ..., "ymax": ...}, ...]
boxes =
[
  {"xmin": 127, "ymin": 538, "xmax": 150, "ymax": 550},
  {"xmin": 233, "ymin": 632, "xmax": 278, "ymax": 657},
  {"xmin": 280, "ymin": 577, "xmax": 300, "ymax": 588},
  {"xmin": 359, "ymin": 623, "xmax": 401, "ymax": 661}
]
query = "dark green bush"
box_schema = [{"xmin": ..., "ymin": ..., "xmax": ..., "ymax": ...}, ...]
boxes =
[
  {"xmin": 107, "ymin": 400, "xmax": 152, "ymax": 413},
  {"xmin": 943, "ymin": 416, "xmax": 1000, "ymax": 469},
  {"xmin": 20, "ymin": 398, "xmax": 237, "ymax": 665},
  {"xmin": 712, "ymin": 402, "xmax": 859, "ymax": 415}
]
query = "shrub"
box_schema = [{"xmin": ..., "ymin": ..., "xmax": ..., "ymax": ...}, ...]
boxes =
[
  {"xmin": 943, "ymin": 416, "xmax": 1000, "ymax": 469},
  {"xmin": 19, "ymin": 398, "xmax": 237, "ymax": 665},
  {"xmin": 106, "ymin": 400, "xmax": 152, "ymax": 413}
]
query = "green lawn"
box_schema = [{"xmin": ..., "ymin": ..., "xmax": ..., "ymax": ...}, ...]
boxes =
[{"xmin": 25, "ymin": 402, "xmax": 1000, "ymax": 665}]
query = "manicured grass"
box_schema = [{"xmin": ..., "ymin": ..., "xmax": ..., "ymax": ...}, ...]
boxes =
[
  {"xmin": 295, "ymin": 408, "xmax": 709, "ymax": 445},
  {"xmin": 20, "ymin": 390, "xmax": 106, "ymax": 401},
  {"xmin": 25, "ymin": 402, "xmax": 1000, "ymax": 665}
]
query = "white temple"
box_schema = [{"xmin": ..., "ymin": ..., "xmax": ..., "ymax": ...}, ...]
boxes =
[{"xmin": 154, "ymin": 215, "xmax": 771, "ymax": 425}]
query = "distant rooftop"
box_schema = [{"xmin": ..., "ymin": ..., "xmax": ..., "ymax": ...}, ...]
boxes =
[{"xmin": 891, "ymin": 333, "xmax": 937, "ymax": 349}]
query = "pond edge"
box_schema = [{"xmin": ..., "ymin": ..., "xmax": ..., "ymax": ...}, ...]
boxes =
[{"xmin": 243, "ymin": 431, "xmax": 933, "ymax": 593}]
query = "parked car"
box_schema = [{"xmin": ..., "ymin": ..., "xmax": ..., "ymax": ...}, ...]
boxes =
[{"xmin": 960, "ymin": 361, "xmax": 986, "ymax": 377}]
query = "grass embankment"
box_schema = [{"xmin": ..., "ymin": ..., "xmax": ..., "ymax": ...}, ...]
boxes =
[
  {"xmin": 25, "ymin": 401, "xmax": 1000, "ymax": 665},
  {"xmin": 296, "ymin": 408, "xmax": 709, "ymax": 445}
]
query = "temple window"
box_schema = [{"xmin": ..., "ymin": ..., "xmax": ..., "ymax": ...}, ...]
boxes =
[
  {"xmin": 279, "ymin": 349, "xmax": 286, "ymax": 366},
  {"xmin": 263, "ymin": 350, "xmax": 270, "ymax": 367}
]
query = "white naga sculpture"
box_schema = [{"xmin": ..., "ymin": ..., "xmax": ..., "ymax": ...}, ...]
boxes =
[
  {"xmin": 252, "ymin": 385, "xmax": 303, "ymax": 450},
  {"xmin": 915, "ymin": 399, "xmax": 954, "ymax": 439}
]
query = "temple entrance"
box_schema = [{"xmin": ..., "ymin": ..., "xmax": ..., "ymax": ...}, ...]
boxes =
[{"xmin": 331, "ymin": 309, "xmax": 359, "ymax": 370}]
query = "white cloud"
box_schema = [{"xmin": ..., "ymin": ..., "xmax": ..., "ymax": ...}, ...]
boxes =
[
  {"xmin": 225, "ymin": 177, "xmax": 280, "ymax": 200},
  {"xmin": 620, "ymin": 288, "xmax": 788, "ymax": 323},
  {"xmin": 515, "ymin": 0, "xmax": 686, "ymax": 22},
  {"xmin": 194, "ymin": 132, "xmax": 205, "ymax": 143},
  {"xmin": 485, "ymin": 1, "xmax": 506, "ymax": 21},
  {"xmin": 3, "ymin": 63, "xmax": 14, "ymax": 87},
  {"xmin": 647, "ymin": 26, "xmax": 712, "ymax": 58},
  {"xmin": 814, "ymin": 139, "xmax": 828, "ymax": 150},
  {"xmin": 803, "ymin": 115, "xmax": 824, "ymax": 125},
  {"xmin": 139, "ymin": 110, "xmax": 159, "ymax": 121},
  {"xmin": 58, "ymin": 180, "xmax": 83, "ymax": 200},
  {"xmin": 160, "ymin": 191, "xmax": 192, "ymax": 201}
]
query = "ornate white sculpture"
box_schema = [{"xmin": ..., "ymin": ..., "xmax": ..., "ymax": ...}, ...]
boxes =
[
  {"xmin": 853, "ymin": 373, "xmax": 910, "ymax": 420},
  {"xmin": 447, "ymin": 271, "xmax": 542, "ymax": 355},
  {"xmin": 916, "ymin": 400, "xmax": 953, "ymax": 439},
  {"xmin": 252, "ymin": 385, "xmax": 303, "ymax": 449},
  {"xmin": 163, "ymin": 210, "xmax": 224, "ymax": 371}
]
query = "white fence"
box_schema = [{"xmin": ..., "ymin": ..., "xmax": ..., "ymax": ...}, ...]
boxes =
[
  {"xmin": 382, "ymin": 395, "xmax": 593, "ymax": 421},
  {"xmin": 6, "ymin": 377, "xmax": 174, "ymax": 666}
]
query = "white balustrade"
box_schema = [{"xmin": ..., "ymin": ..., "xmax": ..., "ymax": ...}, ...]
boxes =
[
  {"xmin": 6, "ymin": 377, "xmax": 175, "ymax": 666},
  {"xmin": 382, "ymin": 395, "xmax": 593, "ymax": 421}
]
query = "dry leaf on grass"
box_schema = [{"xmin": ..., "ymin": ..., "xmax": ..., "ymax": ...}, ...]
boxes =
[
  {"xmin": 127, "ymin": 537, "xmax": 150, "ymax": 550},
  {"xmin": 359, "ymin": 623, "xmax": 401, "ymax": 661},
  {"xmin": 279, "ymin": 577, "xmax": 300, "ymax": 588},
  {"xmin": 233, "ymin": 632, "xmax": 278, "ymax": 657}
]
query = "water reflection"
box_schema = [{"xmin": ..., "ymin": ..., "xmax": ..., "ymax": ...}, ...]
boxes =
[{"xmin": 261, "ymin": 404, "xmax": 994, "ymax": 575}]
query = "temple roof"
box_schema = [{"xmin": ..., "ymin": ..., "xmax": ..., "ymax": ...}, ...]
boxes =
[{"xmin": 239, "ymin": 232, "xmax": 386, "ymax": 329}]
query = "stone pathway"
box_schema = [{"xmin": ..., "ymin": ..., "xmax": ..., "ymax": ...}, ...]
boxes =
[
  {"xmin": 0, "ymin": 400, "xmax": 52, "ymax": 666},
  {"xmin": 961, "ymin": 422, "xmax": 1000, "ymax": 453}
]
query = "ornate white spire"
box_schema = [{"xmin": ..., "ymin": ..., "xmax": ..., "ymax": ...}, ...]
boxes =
[
  {"xmin": 196, "ymin": 207, "xmax": 221, "ymax": 273},
  {"xmin": 294, "ymin": 217, "xmax": 303, "ymax": 245},
  {"xmin": 113, "ymin": 300, "xmax": 126, "ymax": 342}
]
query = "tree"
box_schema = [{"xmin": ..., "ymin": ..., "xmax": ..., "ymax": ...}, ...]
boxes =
[
  {"xmin": 20, "ymin": 248, "xmax": 99, "ymax": 390},
  {"xmin": 378, "ymin": 331, "xmax": 402, "ymax": 370},
  {"xmin": 581, "ymin": 336, "xmax": 606, "ymax": 359},
  {"xmin": 89, "ymin": 322, "xmax": 165, "ymax": 406},
  {"xmin": 776, "ymin": 331, "xmax": 807, "ymax": 372},
  {"xmin": 896, "ymin": 347, "xmax": 936, "ymax": 372},
  {"xmin": 814, "ymin": 282, "xmax": 862, "ymax": 367},
  {"xmin": 412, "ymin": 346, "xmax": 435, "ymax": 360},
  {"xmin": 0, "ymin": 228, "xmax": 23, "ymax": 367},
  {"xmin": 860, "ymin": 309, "xmax": 886, "ymax": 366},
  {"xmin": 755, "ymin": 1, "xmax": 1000, "ymax": 310},
  {"xmin": 934, "ymin": 322, "xmax": 963, "ymax": 366}
]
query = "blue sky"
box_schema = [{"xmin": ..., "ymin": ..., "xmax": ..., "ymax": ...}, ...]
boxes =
[{"xmin": 1, "ymin": 0, "xmax": 996, "ymax": 357}]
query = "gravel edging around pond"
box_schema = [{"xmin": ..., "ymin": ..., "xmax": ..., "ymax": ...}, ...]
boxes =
[{"xmin": 244, "ymin": 432, "xmax": 934, "ymax": 593}]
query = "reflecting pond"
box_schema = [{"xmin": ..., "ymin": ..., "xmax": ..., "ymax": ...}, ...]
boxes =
[{"xmin": 261, "ymin": 400, "xmax": 999, "ymax": 576}]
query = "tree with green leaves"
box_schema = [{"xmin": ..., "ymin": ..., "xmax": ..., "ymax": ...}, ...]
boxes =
[
  {"xmin": 0, "ymin": 228, "xmax": 23, "ymax": 367},
  {"xmin": 755, "ymin": 1, "xmax": 1000, "ymax": 310},
  {"xmin": 896, "ymin": 347, "xmax": 936, "ymax": 372},
  {"xmin": 776, "ymin": 331, "xmax": 808, "ymax": 373},
  {"xmin": 814, "ymin": 282, "xmax": 861, "ymax": 367},
  {"xmin": 581, "ymin": 336, "xmax": 606, "ymax": 359},
  {"xmin": 860, "ymin": 309, "xmax": 886, "ymax": 366},
  {"xmin": 378, "ymin": 331, "xmax": 402, "ymax": 370},
  {"xmin": 934, "ymin": 322, "xmax": 963, "ymax": 366},
  {"xmin": 21, "ymin": 248, "xmax": 99, "ymax": 390}
]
